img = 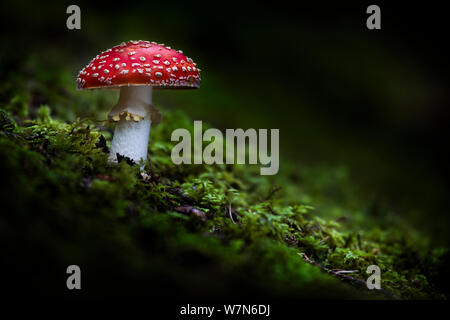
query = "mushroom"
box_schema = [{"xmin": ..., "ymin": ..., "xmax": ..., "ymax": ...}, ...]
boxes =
[{"xmin": 76, "ymin": 40, "xmax": 201, "ymax": 166}]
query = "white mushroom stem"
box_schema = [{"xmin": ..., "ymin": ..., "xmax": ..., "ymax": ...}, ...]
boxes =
[
  {"xmin": 109, "ymin": 116, "xmax": 151, "ymax": 165},
  {"xmin": 108, "ymin": 86, "xmax": 156, "ymax": 165}
]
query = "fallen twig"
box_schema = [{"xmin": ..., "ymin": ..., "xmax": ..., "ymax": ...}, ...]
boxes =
[
  {"xmin": 264, "ymin": 186, "xmax": 282, "ymax": 201},
  {"xmin": 332, "ymin": 269, "xmax": 359, "ymax": 275},
  {"xmin": 298, "ymin": 252, "xmax": 396, "ymax": 298},
  {"xmin": 228, "ymin": 202, "xmax": 236, "ymax": 224},
  {"xmin": 319, "ymin": 236, "xmax": 330, "ymax": 244},
  {"xmin": 174, "ymin": 205, "xmax": 206, "ymax": 221},
  {"xmin": 299, "ymin": 253, "xmax": 367, "ymax": 286}
]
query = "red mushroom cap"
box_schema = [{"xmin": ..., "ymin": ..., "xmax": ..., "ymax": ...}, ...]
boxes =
[{"xmin": 77, "ymin": 40, "xmax": 201, "ymax": 90}]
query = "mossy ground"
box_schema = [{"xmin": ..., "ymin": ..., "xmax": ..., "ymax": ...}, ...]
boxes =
[{"xmin": 0, "ymin": 98, "xmax": 448, "ymax": 299}]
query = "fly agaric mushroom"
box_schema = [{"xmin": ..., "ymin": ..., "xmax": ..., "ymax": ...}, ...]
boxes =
[{"xmin": 77, "ymin": 40, "xmax": 201, "ymax": 165}]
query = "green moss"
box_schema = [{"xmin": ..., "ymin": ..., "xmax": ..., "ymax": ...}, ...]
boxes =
[{"xmin": 0, "ymin": 102, "xmax": 447, "ymax": 299}]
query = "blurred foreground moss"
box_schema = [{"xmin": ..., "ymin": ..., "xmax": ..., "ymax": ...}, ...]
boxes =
[{"xmin": 0, "ymin": 102, "xmax": 448, "ymax": 300}]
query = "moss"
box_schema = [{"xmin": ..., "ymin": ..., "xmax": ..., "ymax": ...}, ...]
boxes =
[{"xmin": 0, "ymin": 101, "xmax": 448, "ymax": 300}]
